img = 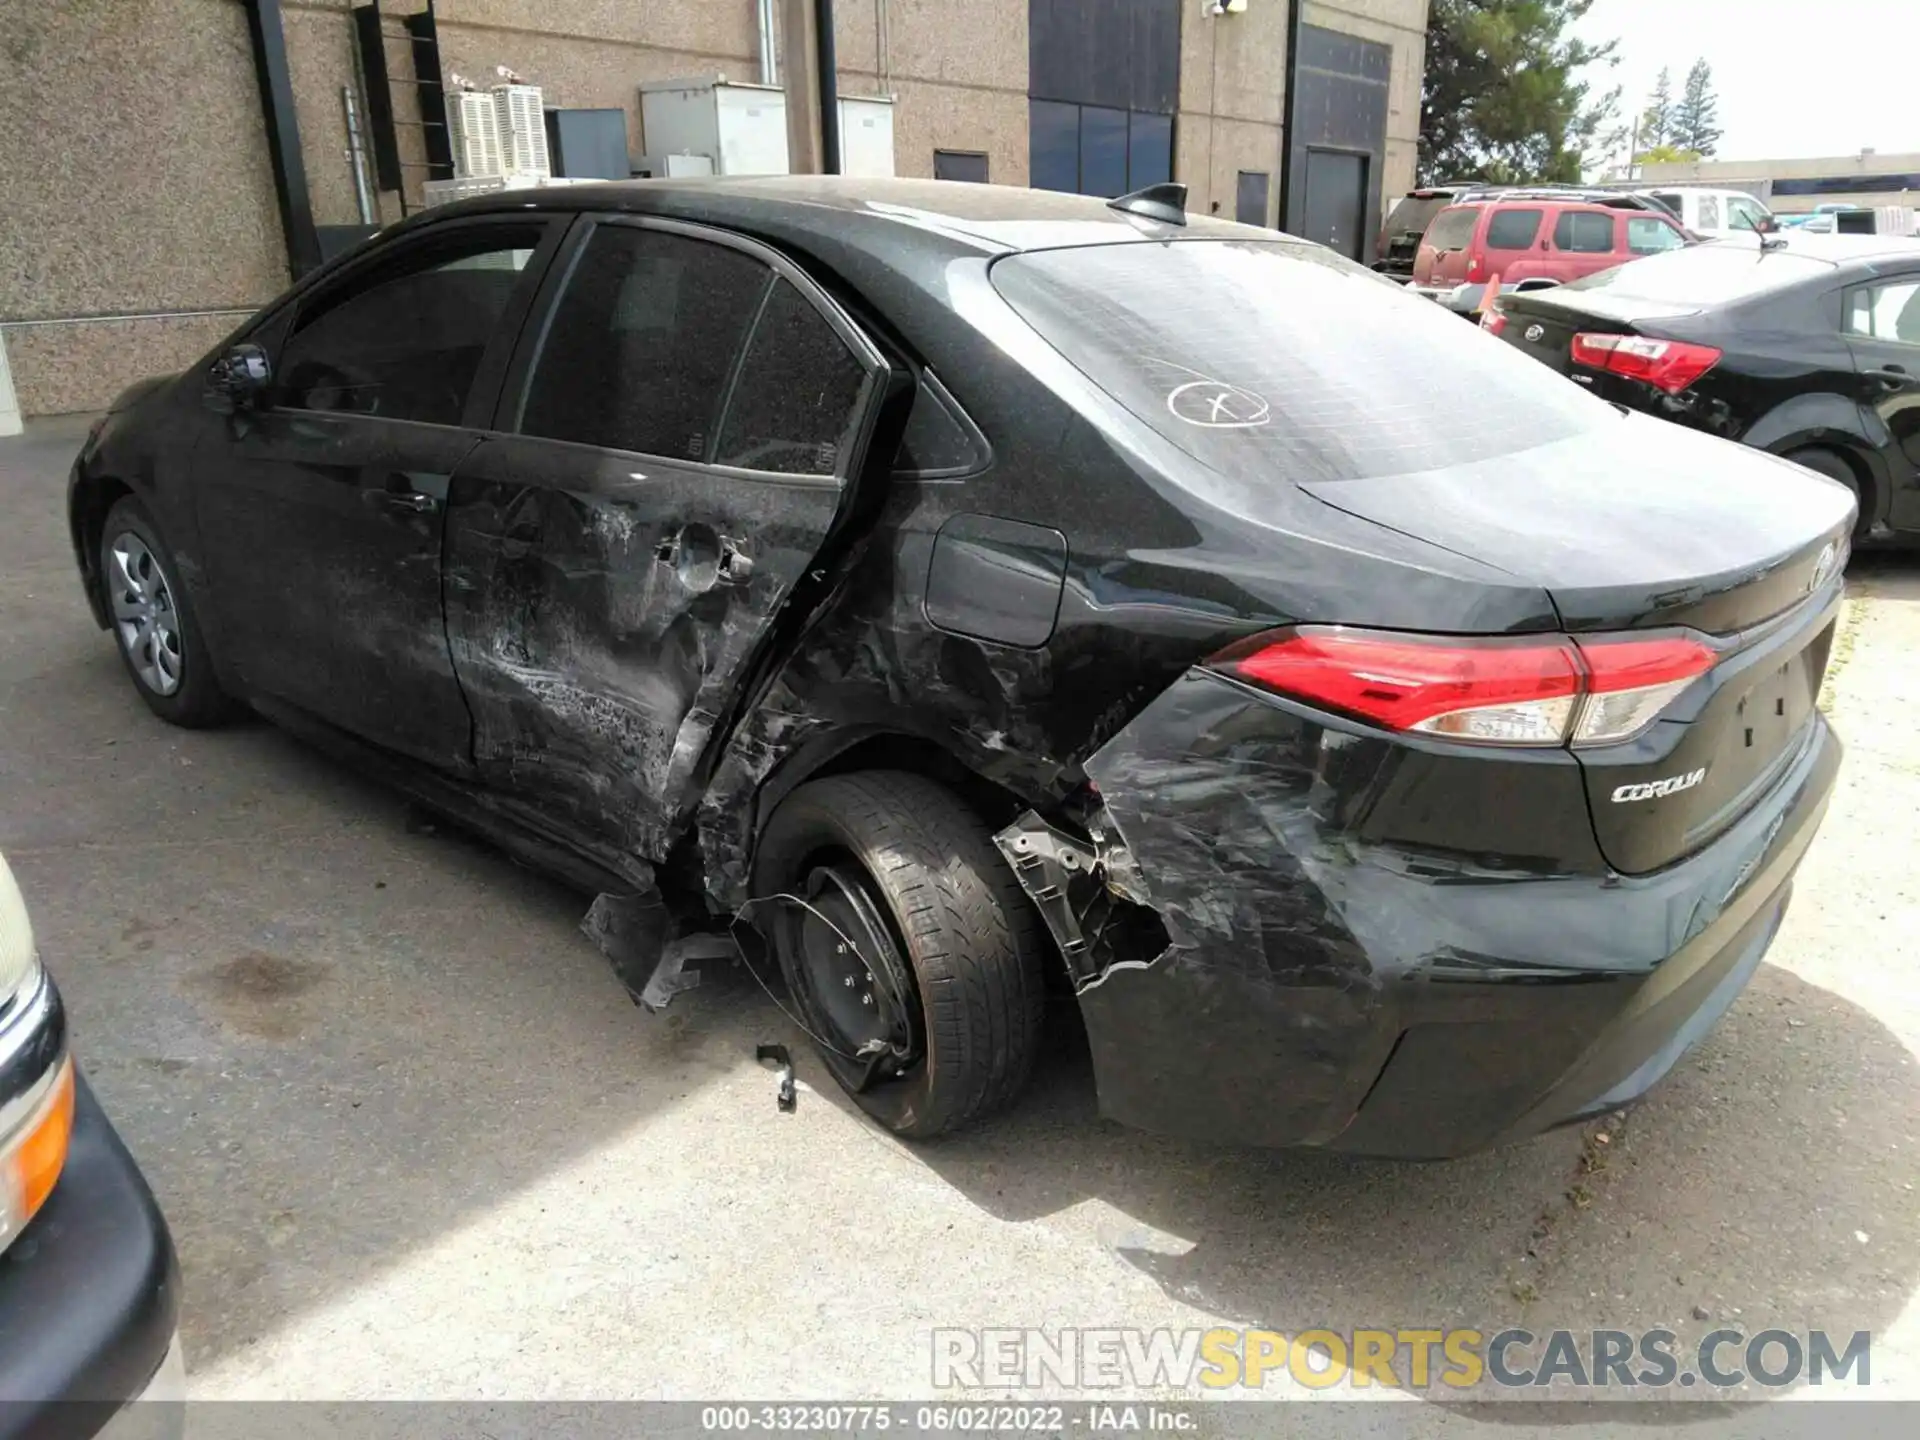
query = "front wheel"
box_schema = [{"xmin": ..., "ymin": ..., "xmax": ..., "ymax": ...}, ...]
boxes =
[
  {"xmin": 752, "ymin": 770, "xmax": 1049, "ymax": 1138},
  {"xmin": 99, "ymin": 496, "xmax": 234, "ymax": 727}
]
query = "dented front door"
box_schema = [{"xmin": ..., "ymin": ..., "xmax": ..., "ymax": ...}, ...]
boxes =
[{"xmin": 444, "ymin": 215, "xmax": 891, "ymax": 864}]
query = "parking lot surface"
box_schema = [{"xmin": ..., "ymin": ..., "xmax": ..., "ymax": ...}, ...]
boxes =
[{"xmin": 3, "ymin": 415, "xmax": 1916, "ymax": 1408}]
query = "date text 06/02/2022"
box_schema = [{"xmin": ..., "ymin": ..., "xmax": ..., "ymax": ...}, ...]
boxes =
[{"xmin": 698, "ymin": 1405, "xmax": 1195, "ymax": 1432}]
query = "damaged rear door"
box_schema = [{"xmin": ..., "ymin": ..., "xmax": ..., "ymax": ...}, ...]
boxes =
[{"xmin": 444, "ymin": 214, "xmax": 894, "ymax": 866}]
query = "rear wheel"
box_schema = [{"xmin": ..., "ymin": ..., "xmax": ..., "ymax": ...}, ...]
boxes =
[
  {"xmin": 1783, "ymin": 446, "xmax": 1869, "ymax": 541},
  {"xmin": 99, "ymin": 496, "xmax": 234, "ymax": 727},
  {"xmin": 752, "ymin": 770, "xmax": 1048, "ymax": 1138}
]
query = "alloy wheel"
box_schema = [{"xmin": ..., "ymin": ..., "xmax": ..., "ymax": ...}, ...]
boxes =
[{"xmin": 107, "ymin": 532, "xmax": 185, "ymax": 696}]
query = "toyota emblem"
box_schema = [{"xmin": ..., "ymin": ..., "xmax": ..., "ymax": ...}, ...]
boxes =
[{"xmin": 1523, "ymin": 324, "xmax": 1545, "ymax": 343}]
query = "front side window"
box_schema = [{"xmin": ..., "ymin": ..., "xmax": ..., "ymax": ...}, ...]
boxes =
[
  {"xmin": 1554, "ymin": 211, "xmax": 1616, "ymax": 254},
  {"xmin": 1484, "ymin": 209, "xmax": 1543, "ymax": 250},
  {"xmin": 1627, "ymin": 217, "xmax": 1686, "ymax": 254},
  {"xmin": 277, "ymin": 231, "xmax": 541, "ymax": 424},
  {"xmin": 1727, "ymin": 196, "xmax": 1770, "ymax": 233},
  {"xmin": 1845, "ymin": 280, "xmax": 1920, "ymax": 345},
  {"xmin": 518, "ymin": 226, "xmax": 768, "ymax": 460}
]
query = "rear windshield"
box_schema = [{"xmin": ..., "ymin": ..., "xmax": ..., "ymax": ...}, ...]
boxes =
[
  {"xmin": 1384, "ymin": 195, "xmax": 1448, "ymax": 238},
  {"xmin": 1563, "ymin": 245, "xmax": 1832, "ymax": 304},
  {"xmin": 1424, "ymin": 206, "xmax": 1479, "ymax": 250},
  {"xmin": 991, "ymin": 240, "xmax": 1609, "ymax": 487}
]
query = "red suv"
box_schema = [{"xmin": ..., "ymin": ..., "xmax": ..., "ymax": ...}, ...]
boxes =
[{"xmin": 1412, "ymin": 198, "xmax": 1690, "ymax": 315}]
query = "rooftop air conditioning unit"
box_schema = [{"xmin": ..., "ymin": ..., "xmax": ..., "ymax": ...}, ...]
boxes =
[
  {"xmin": 446, "ymin": 88, "xmax": 504, "ymax": 178},
  {"xmin": 493, "ymin": 83, "xmax": 551, "ymax": 177}
]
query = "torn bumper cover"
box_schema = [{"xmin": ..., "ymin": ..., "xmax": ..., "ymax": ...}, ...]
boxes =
[{"xmin": 998, "ymin": 669, "xmax": 1840, "ymax": 1159}]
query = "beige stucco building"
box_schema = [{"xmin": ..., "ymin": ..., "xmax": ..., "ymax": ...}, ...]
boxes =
[{"xmin": 0, "ymin": 0, "xmax": 1429, "ymax": 417}]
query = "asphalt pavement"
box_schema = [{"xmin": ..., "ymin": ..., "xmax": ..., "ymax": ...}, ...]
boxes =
[{"xmin": 2, "ymin": 416, "xmax": 1915, "ymax": 1415}]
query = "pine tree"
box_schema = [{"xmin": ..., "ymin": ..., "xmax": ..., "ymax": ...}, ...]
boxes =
[
  {"xmin": 1418, "ymin": 0, "xmax": 1623, "ymax": 185},
  {"xmin": 1638, "ymin": 67, "xmax": 1673, "ymax": 152},
  {"xmin": 1672, "ymin": 59, "xmax": 1723, "ymax": 157}
]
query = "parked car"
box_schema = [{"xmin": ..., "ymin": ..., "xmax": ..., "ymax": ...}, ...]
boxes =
[
  {"xmin": 1373, "ymin": 184, "xmax": 1471, "ymax": 277},
  {"xmin": 0, "ymin": 852, "xmax": 183, "ymax": 1437},
  {"xmin": 1636, "ymin": 187, "xmax": 1776, "ymax": 243},
  {"xmin": 70, "ymin": 177, "xmax": 1851, "ymax": 1158},
  {"xmin": 1412, "ymin": 195, "xmax": 1692, "ymax": 316},
  {"xmin": 1492, "ymin": 234, "xmax": 1920, "ymax": 543}
]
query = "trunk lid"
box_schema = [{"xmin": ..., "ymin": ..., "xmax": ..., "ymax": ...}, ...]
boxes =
[
  {"xmin": 1303, "ymin": 414, "xmax": 1853, "ymax": 873},
  {"xmin": 1498, "ymin": 287, "xmax": 1708, "ymax": 377}
]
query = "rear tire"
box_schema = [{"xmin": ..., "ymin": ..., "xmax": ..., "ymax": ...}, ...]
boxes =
[
  {"xmin": 752, "ymin": 770, "xmax": 1049, "ymax": 1139},
  {"xmin": 99, "ymin": 496, "xmax": 235, "ymax": 727},
  {"xmin": 1783, "ymin": 446, "xmax": 1869, "ymax": 541}
]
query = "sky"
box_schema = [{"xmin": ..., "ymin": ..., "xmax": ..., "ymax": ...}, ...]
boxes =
[{"xmin": 1574, "ymin": 0, "xmax": 1920, "ymax": 165}]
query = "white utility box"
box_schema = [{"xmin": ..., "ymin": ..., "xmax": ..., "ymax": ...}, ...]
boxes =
[
  {"xmin": 420, "ymin": 174, "xmax": 596, "ymax": 208},
  {"xmin": 632, "ymin": 153, "xmax": 717, "ymax": 178},
  {"xmin": 640, "ymin": 77, "xmax": 789, "ymax": 176},
  {"xmin": 837, "ymin": 95, "xmax": 896, "ymax": 178}
]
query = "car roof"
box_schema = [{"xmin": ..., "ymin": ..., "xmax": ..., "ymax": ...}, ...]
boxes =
[{"xmin": 421, "ymin": 175, "xmax": 1263, "ymax": 259}]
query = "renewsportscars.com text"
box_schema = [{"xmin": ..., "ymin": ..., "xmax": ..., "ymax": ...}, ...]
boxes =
[{"xmin": 931, "ymin": 1326, "xmax": 1871, "ymax": 1391}]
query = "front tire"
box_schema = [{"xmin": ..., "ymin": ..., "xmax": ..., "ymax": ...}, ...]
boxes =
[
  {"xmin": 99, "ymin": 496, "xmax": 234, "ymax": 727},
  {"xmin": 752, "ymin": 770, "xmax": 1049, "ymax": 1138}
]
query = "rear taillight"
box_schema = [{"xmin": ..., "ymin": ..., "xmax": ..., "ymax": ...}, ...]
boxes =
[
  {"xmin": 1483, "ymin": 307, "xmax": 1508, "ymax": 337},
  {"xmin": 1570, "ymin": 332, "xmax": 1723, "ymax": 393},
  {"xmin": 1467, "ymin": 254, "xmax": 1484, "ymax": 281},
  {"xmin": 1213, "ymin": 627, "xmax": 1716, "ymax": 748}
]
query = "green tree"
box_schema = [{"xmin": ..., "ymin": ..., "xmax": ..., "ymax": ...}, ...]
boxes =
[
  {"xmin": 1635, "ymin": 142, "xmax": 1701, "ymax": 165},
  {"xmin": 1419, "ymin": 0, "xmax": 1625, "ymax": 186},
  {"xmin": 1672, "ymin": 58, "xmax": 1723, "ymax": 157},
  {"xmin": 1638, "ymin": 66, "xmax": 1673, "ymax": 151}
]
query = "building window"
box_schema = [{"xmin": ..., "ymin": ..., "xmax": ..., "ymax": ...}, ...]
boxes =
[
  {"xmin": 934, "ymin": 150, "xmax": 990, "ymax": 183},
  {"xmin": 1235, "ymin": 171, "xmax": 1270, "ymax": 226},
  {"xmin": 1028, "ymin": 0, "xmax": 1179, "ymax": 198},
  {"xmin": 1029, "ymin": 100, "xmax": 1172, "ymax": 197}
]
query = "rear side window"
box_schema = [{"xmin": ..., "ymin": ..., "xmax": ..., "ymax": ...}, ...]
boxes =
[
  {"xmin": 1697, "ymin": 195, "xmax": 1722, "ymax": 230},
  {"xmin": 518, "ymin": 226, "xmax": 768, "ymax": 460},
  {"xmin": 1845, "ymin": 280, "xmax": 1920, "ymax": 344},
  {"xmin": 1626, "ymin": 217, "xmax": 1686, "ymax": 254},
  {"xmin": 712, "ymin": 279, "xmax": 869, "ymax": 475},
  {"xmin": 991, "ymin": 241, "xmax": 1607, "ymax": 489},
  {"xmin": 1554, "ymin": 211, "xmax": 1616, "ymax": 254},
  {"xmin": 1423, "ymin": 206, "xmax": 1479, "ymax": 250},
  {"xmin": 1650, "ymin": 192, "xmax": 1685, "ymax": 218},
  {"xmin": 1484, "ymin": 209, "xmax": 1543, "ymax": 250}
]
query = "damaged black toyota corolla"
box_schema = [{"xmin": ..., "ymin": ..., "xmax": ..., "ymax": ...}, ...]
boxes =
[{"xmin": 69, "ymin": 178, "xmax": 1852, "ymax": 1158}]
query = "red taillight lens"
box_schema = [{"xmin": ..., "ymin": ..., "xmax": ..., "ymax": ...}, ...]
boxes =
[
  {"xmin": 1467, "ymin": 254, "xmax": 1484, "ymax": 281},
  {"xmin": 1483, "ymin": 308, "xmax": 1509, "ymax": 336},
  {"xmin": 1569, "ymin": 332, "xmax": 1723, "ymax": 393},
  {"xmin": 1569, "ymin": 635, "xmax": 1716, "ymax": 745},
  {"xmin": 1214, "ymin": 628, "xmax": 1716, "ymax": 749}
]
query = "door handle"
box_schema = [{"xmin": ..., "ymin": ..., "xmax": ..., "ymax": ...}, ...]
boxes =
[{"xmin": 367, "ymin": 489, "xmax": 439, "ymax": 517}]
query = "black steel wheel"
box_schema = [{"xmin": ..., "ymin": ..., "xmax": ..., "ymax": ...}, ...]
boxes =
[{"xmin": 752, "ymin": 770, "xmax": 1049, "ymax": 1138}]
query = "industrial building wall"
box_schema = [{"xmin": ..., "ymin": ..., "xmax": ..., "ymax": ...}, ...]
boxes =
[{"xmin": 2, "ymin": 0, "xmax": 1425, "ymax": 417}]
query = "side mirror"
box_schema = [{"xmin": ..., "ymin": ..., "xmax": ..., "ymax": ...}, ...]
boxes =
[{"xmin": 204, "ymin": 343, "xmax": 272, "ymax": 413}]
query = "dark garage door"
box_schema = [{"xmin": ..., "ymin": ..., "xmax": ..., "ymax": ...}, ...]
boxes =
[{"xmin": 1302, "ymin": 150, "xmax": 1369, "ymax": 259}]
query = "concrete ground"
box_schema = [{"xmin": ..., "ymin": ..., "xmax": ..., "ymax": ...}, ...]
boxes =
[{"xmin": 2, "ymin": 415, "xmax": 1916, "ymax": 1414}]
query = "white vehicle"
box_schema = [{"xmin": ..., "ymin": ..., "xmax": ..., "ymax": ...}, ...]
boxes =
[{"xmin": 1637, "ymin": 187, "xmax": 1775, "ymax": 243}]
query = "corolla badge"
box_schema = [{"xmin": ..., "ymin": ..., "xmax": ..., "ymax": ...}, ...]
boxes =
[
  {"xmin": 1524, "ymin": 324, "xmax": 1545, "ymax": 342},
  {"xmin": 1807, "ymin": 541, "xmax": 1838, "ymax": 593},
  {"xmin": 1612, "ymin": 768, "xmax": 1707, "ymax": 803}
]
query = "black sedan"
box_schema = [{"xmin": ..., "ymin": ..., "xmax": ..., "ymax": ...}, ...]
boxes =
[
  {"xmin": 1493, "ymin": 235, "xmax": 1920, "ymax": 542},
  {"xmin": 71, "ymin": 178, "xmax": 1851, "ymax": 1158}
]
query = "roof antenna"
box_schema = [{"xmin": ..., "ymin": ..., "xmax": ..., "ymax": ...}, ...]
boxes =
[{"xmin": 1108, "ymin": 182, "xmax": 1188, "ymax": 226}]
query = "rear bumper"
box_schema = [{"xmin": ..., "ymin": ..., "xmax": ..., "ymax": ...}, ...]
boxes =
[
  {"xmin": 1067, "ymin": 669, "xmax": 1841, "ymax": 1159},
  {"xmin": 0, "ymin": 1071, "xmax": 182, "ymax": 1440}
]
